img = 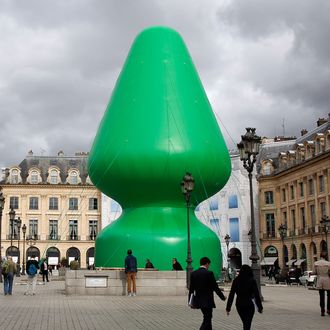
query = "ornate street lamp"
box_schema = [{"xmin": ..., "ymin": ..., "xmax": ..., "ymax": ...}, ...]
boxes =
[
  {"xmin": 237, "ymin": 128, "xmax": 262, "ymax": 295},
  {"xmin": 16, "ymin": 217, "xmax": 21, "ymax": 277},
  {"xmin": 21, "ymin": 224, "xmax": 26, "ymax": 275},
  {"xmin": 181, "ymin": 172, "xmax": 195, "ymax": 289},
  {"xmin": 0, "ymin": 191, "xmax": 5, "ymax": 283},
  {"xmin": 278, "ymin": 223, "xmax": 287, "ymax": 268},
  {"xmin": 9, "ymin": 207, "xmax": 16, "ymax": 256},
  {"xmin": 320, "ymin": 215, "xmax": 330, "ymax": 256},
  {"xmin": 224, "ymin": 234, "xmax": 231, "ymax": 281}
]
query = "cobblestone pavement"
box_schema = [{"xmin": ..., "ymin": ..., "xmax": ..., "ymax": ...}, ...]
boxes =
[{"xmin": 0, "ymin": 276, "xmax": 329, "ymax": 330}]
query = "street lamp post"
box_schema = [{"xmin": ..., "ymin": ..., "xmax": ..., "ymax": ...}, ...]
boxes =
[
  {"xmin": 278, "ymin": 224, "xmax": 287, "ymax": 269},
  {"xmin": 181, "ymin": 172, "xmax": 195, "ymax": 289},
  {"xmin": 22, "ymin": 224, "xmax": 26, "ymax": 275},
  {"xmin": 224, "ymin": 234, "xmax": 231, "ymax": 282},
  {"xmin": 237, "ymin": 127, "xmax": 262, "ymax": 295},
  {"xmin": 320, "ymin": 215, "xmax": 330, "ymax": 256},
  {"xmin": 16, "ymin": 217, "xmax": 21, "ymax": 277},
  {"xmin": 0, "ymin": 192, "xmax": 5, "ymax": 283},
  {"xmin": 9, "ymin": 207, "xmax": 16, "ymax": 256}
]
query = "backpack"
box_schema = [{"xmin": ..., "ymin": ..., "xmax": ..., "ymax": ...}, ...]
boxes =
[
  {"xmin": 1, "ymin": 261, "xmax": 9, "ymax": 276},
  {"xmin": 28, "ymin": 263, "xmax": 37, "ymax": 275}
]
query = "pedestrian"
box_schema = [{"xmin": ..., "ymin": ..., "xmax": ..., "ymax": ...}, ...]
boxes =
[
  {"xmin": 69, "ymin": 257, "xmax": 79, "ymax": 270},
  {"xmin": 3, "ymin": 256, "xmax": 17, "ymax": 296},
  {"xmin": 25, "ymin": 255, "xmax": 39, "ymax": 296},
  {"xmin": 48, "ymin": 265, "xmax": 53, "ymax": 276},
  {"xmin": 313, "ymin": 251, "xmax": 330, "ymax": 316},
  {"xmin": 189, "ymin": 256, "xmax": 226, "ymax": 329},
  {"xmin": 145, "ymin": 259, "xmax": 154, "ymax": 269},
  {"xmin": 125, "ymin": 249, "xmax": 137, "ymax": 296},
  {"xmin": 226, "ymin": 264, "xmax": 263, "ymax": 330},
  {"xmin": 40, "ymin": 259, "xmax": 49, "ymax": 283},
  {"xmin": 268, "ymin": 266, "xmax": 274, "ymax": 280},
  {"xmin": 172, "ymin": 258, "xmax": 183, "ymax": 271}
]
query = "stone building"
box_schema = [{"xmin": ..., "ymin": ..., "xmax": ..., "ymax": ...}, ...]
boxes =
[
  {"xmin": 257, "ymin": 115, "xmax": 330, "ymax": 272},
  {"xmin": 0, "ymin": 151, "xmax": 101, "ymax": 269}
]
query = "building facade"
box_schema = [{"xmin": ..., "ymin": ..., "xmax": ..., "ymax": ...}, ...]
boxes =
[
  {"xmin": 0, "ymin": 151, "xmax": 101, "ymax": 269},
  {"xmin": 195, "ymin": 150, "xmax": 259, "ymax": 271},
  {"xmin": 257, "ymin": 116, "xmax": 330, "ymax": 272}
]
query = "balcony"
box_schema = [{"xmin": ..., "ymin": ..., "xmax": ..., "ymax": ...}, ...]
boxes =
[
  {"xmin": 263, "ymin": 232, "xmax": 276, "ymax": 239},
  {"xmin": 289, "ymin": 230, "xmax": 295, "ymax": 236},
  {"xmin": 67, "ymin": 235, "xmax": 80, "ymax": 241},
  {"xmin": 47, "ymin": 235, "xmax": 61, "ymax": 240}
]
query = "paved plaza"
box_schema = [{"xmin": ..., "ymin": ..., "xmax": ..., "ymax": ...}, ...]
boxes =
[{"xmin": 0, "ymin": 277, "xmax": 329, "ymax": 330}]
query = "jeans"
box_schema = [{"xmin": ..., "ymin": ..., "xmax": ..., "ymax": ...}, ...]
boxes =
[{"xmin": 4, "ymin": 272, "xmax": 14, "ymax": 295}]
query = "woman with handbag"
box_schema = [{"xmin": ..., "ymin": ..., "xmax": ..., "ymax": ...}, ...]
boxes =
[{"xmin": 226, "ymin": 264, "xmax": 263, "ymax": 330}]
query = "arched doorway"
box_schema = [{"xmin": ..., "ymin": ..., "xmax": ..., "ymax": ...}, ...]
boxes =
[
  {"xmin": 67, "ymin": 247, "xmax": 80, "ymax": 267},
  {"xmin": 228, "ymin": 248, "xmax": 242, "ymax": 269},
  {"xmin": 86, "ymin": 247, "xmax": 95, "ymax": 269},
  {"xmin": 310, "ymin": 242, "xmax": 317, "ymax": 268},
  {"xmin": 296, "ymin": 243, "xmax": 307, "ymax": 272},
  {"xmin": 6, "ymin": 246, "xmax": 19, "ymax": 263},
  {"xmin": 26, "ymin": 246, "xmax": 40, "ymax": 261},
  {"xmin": 283, "ymin": 245, "xmax": 288, "ymax": 265},
  {"xmin": 46, "ymin": 247, "xmax": 60, "ymax": 267}
]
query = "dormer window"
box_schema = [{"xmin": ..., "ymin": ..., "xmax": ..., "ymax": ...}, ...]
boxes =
[
  {"xmin": 66, "ymin": 169, "xmax": 81, "ymax": 185},
  {"xmin": 10, "ymin": 168, "xmax": 21, "ymax": 184},
  {"xmin": 48, "ymin": 168, "xmax": 60, "ymax": 184},
  {"xmin": 27, "ymin": 168, "xmax": 41, "ymax": 184}
]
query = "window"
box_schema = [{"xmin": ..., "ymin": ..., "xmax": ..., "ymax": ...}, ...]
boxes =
[
  {"xmin": 282, "ymin": 211, "xmax": 287, "ymax": 227},
  {"xmin": 319, "ymin": 175, "xmax": 324, "ymax": 193},
  {"xmin": 70, "ymin": 171, "xmax": 78, "ymax": 185},
  {"xmin": 320, "ymin": 202, "xmax": 326, "ymax": 218},
  {"xmin": 89, "ymin": 198, "xmax": 98, "ymax": 210},
  {"xmin": 49, "ymin": 220, "xmax": 58, "ymax": 240},
  {"xmin": 209, "ymin": 198, "xmax": 218, "ymax": 211},
  {"xmin": 290, "ymin": 185, "xmax": 295, "ymax": 200},
  {"xmin": 10, "ymin": 169, "xmax": 19, "ymax": 184},
  {"xmin": 264, "ymin": 191, "xmax": 274, "ymax": 204},
  {"xmin": 29, "ymin": 219, "xmax": 38, "ymax": 239},
  {"xmin": 50, "ymin": 170, "xmax": 58, "ymax": 184},
  {"xmin": 69, "ymin": 198, "xmax": 78, "ymax": 210},
  {"xmin": 30, "ymin": 171, "xmax": 39, "ymax": 184},
  {"xmin": 308, "ymin": 179, "xmax": 314, "ymax": 195},
  {"xmin": 310, "ymin": 205, "xmax": 316, "ymax": 227},
  {"xmin": 282, "ymin": 189, "xmax": 286, "ymax": 202},
  {"xmin": 29, "ymin": 197, "xmax": 39, "ymax": 210},
  {"xmin": 299, "ymin": 182, "xmax": 304, "ymax": 197},
  {"xmin": 266, "ymin": 213, "xmax": 275, "ymax": 238},
  {"xmin": 210, "ymin": 218, "xmax": 220, "ymax": 234},
  {"xmin": 300, "ymin": 207, "xmax": 306, "ymax": 228},
  {"xmin": 228, "ymin": 195, "xmax": 238, "ymax": 209},
  {"xmin": 229, "ymin": 217, "xmax": 239, "ymax": 242},
  {"xmin": 9, "ymin": 197, "xmax": 19, "ymax": 209},
  {"xmin": 89, "ymin": 220, "xmax": 98, "ymax": 240},
  {"xmin": 49, "ymin": 197, "xmax": 58, "ymax": 210},
  {"xmin": 69, "ymin": 220, "xmax": 78, "ymax": 240},
  {"xmin": 291, "ymin": 209, "xmax": 296, "ymax": 230}
]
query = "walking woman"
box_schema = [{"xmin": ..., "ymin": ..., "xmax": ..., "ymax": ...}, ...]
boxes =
[{"xmin": 226, "ymin": 264, "xmax": 263, "ymax": 330}]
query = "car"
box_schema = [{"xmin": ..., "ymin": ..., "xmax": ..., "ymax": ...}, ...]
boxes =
[{"xmin": 299, "ymin": 271, "xmax": 317, "ymax": 286}]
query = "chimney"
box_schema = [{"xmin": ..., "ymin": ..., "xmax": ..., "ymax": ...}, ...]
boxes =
[
  {"xmin": 301, "ymin": 129, "xmax": 308, "ymax": 136},
  {"xmin": 317, "ymin": 117, "xmax": 327, "ymax": 127}
]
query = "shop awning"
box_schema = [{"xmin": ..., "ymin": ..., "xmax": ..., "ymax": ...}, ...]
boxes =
[
  {"xmin": 294, "ymin": 259, "xmax": 306, "ymax": 266},
  {"xmin": 260, "ymin": 257, "xmax": 278, "ymax": 266},
  {"xmin": 286, "ymin": 259, "xmax": 297, "ymax": 266}
]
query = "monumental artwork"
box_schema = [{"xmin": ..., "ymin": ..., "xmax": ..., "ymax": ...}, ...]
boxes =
[{"xmin": 88, "ymin": 26, "xmax": 231, "ymax": 278}]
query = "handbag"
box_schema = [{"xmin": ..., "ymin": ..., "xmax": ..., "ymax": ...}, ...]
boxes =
[{"xmin": 189, "ymin": 292, "xmax": 197, "ymax": 309}]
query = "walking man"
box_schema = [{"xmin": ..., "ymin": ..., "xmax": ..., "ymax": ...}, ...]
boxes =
[
  {"xmin": 3, "ymin": 256, "xmax": 17, "ymax": 295},
  {"xmin": 314, "ymin": 251, "xmax": 330, "ymax": 316},
  {"xmin": 25, "ymin": 255, "xmax": 39, "ymax": 296},
  {"xmin": 125, "ymin": 249, "xmax": 137, "ymax": 296},
  {"xmin": 189, "ymin": 256, "xmax": 226, "ymax": 329}
]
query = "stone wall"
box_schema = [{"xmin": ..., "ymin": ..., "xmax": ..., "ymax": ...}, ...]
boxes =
[{"xmin": 65, "ymin": 269, "xmax": 187, "ymax": 296}]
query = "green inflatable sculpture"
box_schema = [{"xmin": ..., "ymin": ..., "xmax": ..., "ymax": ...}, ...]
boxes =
[{"xmin": 88, "ymin": 26, "xmax": 231, "ymax": 278}]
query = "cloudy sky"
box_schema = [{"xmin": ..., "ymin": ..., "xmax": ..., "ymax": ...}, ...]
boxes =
[{"xmin": 1, "ymin": 0, "xmax": 329, "ymax": 168}]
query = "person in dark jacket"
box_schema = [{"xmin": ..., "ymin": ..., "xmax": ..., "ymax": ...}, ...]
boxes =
[
  {"xmin": 226, "ymin": 264, "xmax": 263, "ymax": 330},
  {"xmin": 25, "ymin": 255, "xmax": 40, "ymax": 296},
  {"xmin": 125, "ymin": 249, "xmax": 137, "ymax": 296},
  {"xmin": 40, "ymin": 259, "xmax": 49, "ymax": 283},
  {"xmin": 172, "ymin": 258, "xmax": 183, "ymax": 271},
  {"xmin": 189, "ymin": 256, "xmax": 226, "ymax": 330}
]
